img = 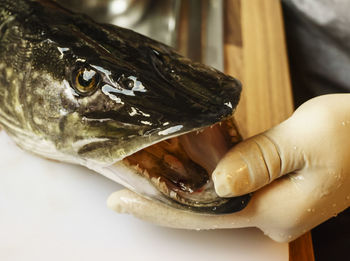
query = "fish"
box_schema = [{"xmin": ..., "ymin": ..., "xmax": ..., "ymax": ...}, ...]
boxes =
[{"xmin": 0, "ymin": 0, "xmax": 250, "ymax": 214}]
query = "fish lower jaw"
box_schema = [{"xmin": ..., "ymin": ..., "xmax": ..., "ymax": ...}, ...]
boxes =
[
  {"xmin": 91, "ymin": 161, "xmax": 164, "ymax": 202},
  {"xmin": 122, "ymin": 159, "xmax": 224, "ymax": 208}
]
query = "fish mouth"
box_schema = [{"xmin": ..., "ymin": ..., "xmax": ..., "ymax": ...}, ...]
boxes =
[{"xmin": 118, "ymin": 117, "xmax": 251, "ymax": 214}]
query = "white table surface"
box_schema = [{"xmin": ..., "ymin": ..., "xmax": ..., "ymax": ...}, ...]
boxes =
[{"xmin": 0, "ymin": 131, "xmax": 288, "ymax": 261}]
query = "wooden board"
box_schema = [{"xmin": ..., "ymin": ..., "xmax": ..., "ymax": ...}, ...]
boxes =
[{"xmin": 223, "ymin": 1, "xmax": 315, "ymax": 260}]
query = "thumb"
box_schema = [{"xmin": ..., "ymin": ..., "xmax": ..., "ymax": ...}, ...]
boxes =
[{"xmin": 212, "ymin": 120, "xmax": 305, "ymax": 197}]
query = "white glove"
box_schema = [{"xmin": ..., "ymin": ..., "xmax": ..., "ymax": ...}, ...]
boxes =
[{"xmin": 107, "ymin": 94, "xmax": 350, "ymax": 242}]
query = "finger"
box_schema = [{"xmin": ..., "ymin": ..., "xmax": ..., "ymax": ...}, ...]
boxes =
[
  {"xmin": 107, "ymin": 189, "xmax": 254, "ymax": 229},
  {"xmin": 212, "ymin": 122, "xmax": 305, "ymax": 197}
]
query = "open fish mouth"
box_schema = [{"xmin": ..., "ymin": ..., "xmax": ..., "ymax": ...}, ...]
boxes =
[{"xmin": 108, "ymin": 117, "xmax": 250, "ymax": 214}]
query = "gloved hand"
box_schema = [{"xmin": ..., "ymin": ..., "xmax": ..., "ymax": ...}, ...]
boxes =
[{"xmin": 107, "ymin": 94, "xmax": 350, "ymax": 242}]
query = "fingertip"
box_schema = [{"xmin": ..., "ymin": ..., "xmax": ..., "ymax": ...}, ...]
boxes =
[
  {"xmin": 106, "ymin": 191, "xmax": 124, "ymax": 213},
  {"xmin": 107, "ymin": 190, "xmax": 143, "ymax": 214},
  {"xmin": 212, "ymin": 172, "xmax": 234, "ymax": 197},
  {"xmin": 212, "ymin": 135, "xmax": 282, "ymax": 197},
  {"xmin": 212, "ymin": 155, "xmax": 252, "ymax": 197}
]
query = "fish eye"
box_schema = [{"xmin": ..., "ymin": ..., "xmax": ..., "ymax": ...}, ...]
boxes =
[{"xmin": 72, "ymin": 66, "xmax": 100, "ymax": 95}]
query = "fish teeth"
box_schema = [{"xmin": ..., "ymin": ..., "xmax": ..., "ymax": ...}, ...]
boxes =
[
  {"xmin": 143, "ymin": 169, "xmax": 150, "ymax": 179},
  {"xmin": 158, "ymin": 180, "xmax": 169, "ymax": 194},
  {"xmin": 170, "ymin": 191, "xmax": 177, "ymax": 199},
  {"xmin": 195, "ymin": 129, "xmax": 205, "ymax": 135},
  {"xmin": 150, "ymin": 176, "xmax": 169, "ymax": 195}
]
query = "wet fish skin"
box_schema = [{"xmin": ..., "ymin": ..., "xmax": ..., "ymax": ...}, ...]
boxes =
[
  {"xmin": 0, "ymin": 0, "xmax": 248, "ymax": 214},
  {"xmin": 0, "ymin": 0, "xmax": 241, "ymax": 165}
]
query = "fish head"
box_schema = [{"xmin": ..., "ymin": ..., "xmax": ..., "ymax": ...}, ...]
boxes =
[
  {"xmin": 0, "ymin": 0, "xmax": 249, "ymax": 214},
  {"xmin": 59, "ymin": 45, "xmax": 243, "ymax": 165},
  {"xmin": 17, "ymin": 2, "xmax": 242, "ymax": 165}
]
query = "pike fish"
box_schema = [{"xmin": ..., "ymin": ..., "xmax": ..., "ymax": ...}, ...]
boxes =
[{"xmin": 0, "ymin": 0, "xmax": 250, "ymax": 214}]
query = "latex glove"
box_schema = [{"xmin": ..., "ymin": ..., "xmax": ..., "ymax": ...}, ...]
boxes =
[{"xmin": 107, "ymin": 94, "xmax": 350, "ymax": 242}]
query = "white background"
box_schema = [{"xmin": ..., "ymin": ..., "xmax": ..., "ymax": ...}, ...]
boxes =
[{"xmin": 0, "ymin": 131, "xmax": 288, "ymax": 261}]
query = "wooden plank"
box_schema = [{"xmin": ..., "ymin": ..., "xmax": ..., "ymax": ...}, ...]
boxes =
[
  {"xmin": 289, "ymin": 232, "xmax": 315, "ymax": 261},
  {"xmin": 240, "ymin": 0, "xmax": 294, "ymax": 136},
  {"xmin": 223, "ymin": 0, "xmax": 314, "ymax": 260}
]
